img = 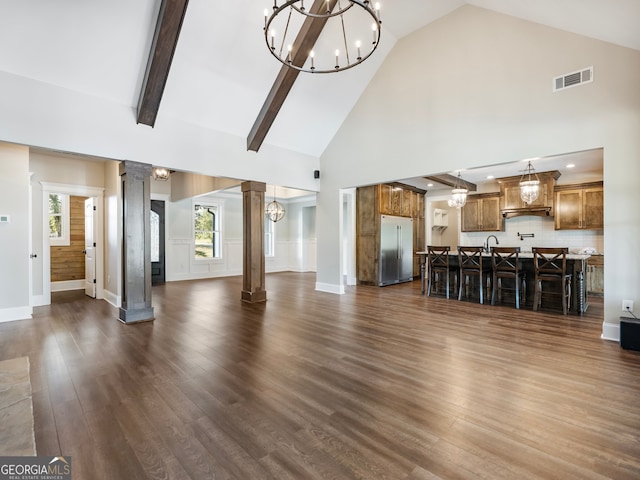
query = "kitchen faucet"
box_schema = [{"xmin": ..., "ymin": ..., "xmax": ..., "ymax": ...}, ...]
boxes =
[{"xmin": 484, "ymin": 235, "xmax": 499, "ymax": 253}]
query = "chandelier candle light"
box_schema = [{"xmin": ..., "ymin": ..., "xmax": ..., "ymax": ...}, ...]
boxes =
[
  {"xmin": 448, "ymin": 172, "xmax": 468, "ymax": 208},
  {"xmin": 519, "ymin": 161, "xmax": 540, "ymax": 205},
  {"xmin": 264, "ymin": 0, "xmax": 382, "ymax": 73}
]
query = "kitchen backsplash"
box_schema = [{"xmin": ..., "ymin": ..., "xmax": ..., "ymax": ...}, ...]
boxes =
[{"xmin": 459, "ymin": 215, "xmax": 604, "ymax": 253}]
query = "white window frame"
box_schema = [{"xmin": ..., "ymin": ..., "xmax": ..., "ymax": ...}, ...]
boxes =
[
  {"xmin": 48, "ymin": 193, "xmax": 70, "ymax": 246},
  {"xmin": 193, "ymin": 202, "xmax": 222, "ymax": 260},
  {"xmin": 264, "ymin": 215, "xmax": 275, "ymax": 257}
]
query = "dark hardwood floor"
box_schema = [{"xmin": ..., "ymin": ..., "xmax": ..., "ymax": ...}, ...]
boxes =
[{"xmin": 1, "ymin": 273, "xmax": 639, "ymax": 479}]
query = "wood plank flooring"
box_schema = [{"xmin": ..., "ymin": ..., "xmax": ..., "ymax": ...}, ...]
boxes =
[{"xmin": 1, "ymin": 273, "xmax": 639, "ymax": 479}]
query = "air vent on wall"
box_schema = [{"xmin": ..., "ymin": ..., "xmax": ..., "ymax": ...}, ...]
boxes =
[{"xmin": 553, "ymin": 66, "xmax": 593, "ymax": 92}]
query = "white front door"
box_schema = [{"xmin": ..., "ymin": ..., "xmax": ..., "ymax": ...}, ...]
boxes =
[{"xmin": 84, "ymin": 197, "xmax": 96, "ymax": 298}]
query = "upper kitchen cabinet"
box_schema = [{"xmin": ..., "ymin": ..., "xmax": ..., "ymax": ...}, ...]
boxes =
[
  {"xmin": 461, "ymin": 193, "xmax": 503, "ymax": 232},
  {"xmin": 378, "ymin": 184, "xmax": 414, "ymax": 217},
  {"xmin": 554, "ymin": 182, "xmax": 604, "ymax": 230},
  {"xmin": 498, "ymin": 170, "xmax": 561, "ymax": 218}
]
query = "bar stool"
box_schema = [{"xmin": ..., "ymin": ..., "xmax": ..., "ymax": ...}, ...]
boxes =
[
  {"xmin": 457, "ymin": 246, "xmax": 491, "ymax": 304},
  {"xmin": 532, "ymin": 247, "xmax": 571, "ymax": 315},
  {"xmin": 491, "ymin": 246, "xmax": 526, "ymax": 309},
  {"xmin": 427, "ymin": 246, "xmax": 457, "ymax": 299}
]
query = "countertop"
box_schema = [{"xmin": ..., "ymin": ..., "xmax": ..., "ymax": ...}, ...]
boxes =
[{"xmin": 416, "ymin": 250, "xmax": 592, "ymax": 260}]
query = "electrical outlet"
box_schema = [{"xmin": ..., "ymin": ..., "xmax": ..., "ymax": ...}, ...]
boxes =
[{"xmin": 622, "ymin": 300, "xmax": 634, "ymax": 313}]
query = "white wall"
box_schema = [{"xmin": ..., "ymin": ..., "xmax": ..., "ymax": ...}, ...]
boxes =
[
  {"xmin": 317, "ymin": 6, "xmax": 640, "ymax": 339},
  {"xmin": 164, "ymin": 192, "xmax": 316, "ymax": 282},
  {"xmin": 0, "ymin": 142, "xmax": 31, "ymax": 322},
  {"xmin": 0, "ymin": 69, "xmax": 320, "ymax": 193}
]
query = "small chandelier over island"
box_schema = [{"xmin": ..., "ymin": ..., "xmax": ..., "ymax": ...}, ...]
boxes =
[
  {"xmin": 519, "ymin": 160, "xmax": 540, "ymax": 205},
  {"xmin": 264, "ymin": 0, "xmax": 382, "ymax": 74},
  {"xmin": 448, "ymin": 172, "xmax": 468, "ymax": 208}
]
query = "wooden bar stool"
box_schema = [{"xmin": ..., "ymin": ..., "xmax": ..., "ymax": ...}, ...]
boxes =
[
  {"xmin": 491, "ymin": 246, "xmax": 526, "ymax": 309},
  {"xmin": 457, "ymin": 246, "xmax": 491, "ymax": 304},
  {"xmin": 532, "ymin": 247, "xmax": 571, "ymax": 315},
  {"xmin": 427, "ymin": 246, "xmax": 457, "ymax": 299}
]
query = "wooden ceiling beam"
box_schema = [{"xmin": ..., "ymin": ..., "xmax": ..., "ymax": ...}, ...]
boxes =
[
  {"xmin": 137, "ymin": 0, "xmax": 189, "ymax": 127},
  {"xmin": 247, "ymin": 0, "xmax": 338, "ymax": 152},
  {"xmin": 424, "ymin": 174, "xmax": 477, "ymax": 191}
]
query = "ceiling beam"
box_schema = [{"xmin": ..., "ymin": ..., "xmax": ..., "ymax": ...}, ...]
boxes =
[
  {"xmin": 247, "ymin": 0, "xmax": 338, "ymax": 152},
  {"xmin": 424, "ymin": 174, "xmax": 477, "ymax": 192},
  {"xmin": 137, "ymin": 0, "xmax": 189, "ymax": 127}
]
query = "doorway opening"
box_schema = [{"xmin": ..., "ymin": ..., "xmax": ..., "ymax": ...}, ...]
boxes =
[
  {"xmin": 151, "ymin": 199, "xmax": 166, "ymax": 285},
  {"xmin": 38, "ymin": 183, "xmax": 104, "ymax": 306}
]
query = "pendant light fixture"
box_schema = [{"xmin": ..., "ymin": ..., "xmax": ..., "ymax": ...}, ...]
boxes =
[
  {"xmin": 152, "ymin": 167, "xmax": 170, "ymax": 181},
  {"xmin": 263, "ymin": 0, "xmax": 382, "ymax": 74},
  {"xmin": 265, "ymin": 186, "xmax": 286, "ymax": 222},
  {"xmin": 519, "ymin": 161, "xmax": 540, "ymax": 205},
  {"xmin": 447, "ymin": 172, "xmax": 468, "ymax": 208}
]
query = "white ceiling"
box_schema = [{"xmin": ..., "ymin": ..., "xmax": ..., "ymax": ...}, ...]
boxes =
[{"xmin": 0, "ymin": 0, "xmax": 638, "ymax": 161}]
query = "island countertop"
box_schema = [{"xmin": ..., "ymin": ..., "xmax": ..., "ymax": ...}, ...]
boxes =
[
  {"xmin": 416, "ymin": 250, "xmax": 592, "ymax": 260},
  {"xmin": 416, "ymin": 250, "xmax": 591, "ymax": 313}
]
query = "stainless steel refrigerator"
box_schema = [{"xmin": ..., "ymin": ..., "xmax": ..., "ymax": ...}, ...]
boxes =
[{"xmin": 379, "ymin": 215, "xmax": 414, "ymax": 286}]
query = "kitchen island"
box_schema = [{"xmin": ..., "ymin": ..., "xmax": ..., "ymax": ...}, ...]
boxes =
[{"xmin": 417, "ymin": 250, "xmax": 592, "ymax": 314}]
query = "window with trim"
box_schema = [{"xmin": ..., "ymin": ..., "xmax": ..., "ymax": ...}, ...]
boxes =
[
  {"xmin": 264, "ymin": 215, "xmax": 275, "ymax": 257},
  {"xmin": 194, "ymin": 204, "xmax": 221, "ymax": 259},
  {"xmin": 49, "ymin": 193, "xmax": 70, "ymax": 246}
]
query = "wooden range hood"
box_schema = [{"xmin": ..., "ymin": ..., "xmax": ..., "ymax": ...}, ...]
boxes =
[{"xmin": 497, "ymin": 170, "xmax": 561, "ymax": 219}]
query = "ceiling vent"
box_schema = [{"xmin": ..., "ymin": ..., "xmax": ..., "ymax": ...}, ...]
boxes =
[{"xmin": 553, "ymin": 66, "xmax": 593, "ymax": 92}]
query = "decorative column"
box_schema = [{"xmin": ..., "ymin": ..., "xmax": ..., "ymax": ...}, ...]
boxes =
[
  {"xmin": 119, "ymin": 161, "xmax": 154, "ymax": 323},
  {"xmin": 241, "ymin": 181, "xmax": 267, "ymax": 303}
]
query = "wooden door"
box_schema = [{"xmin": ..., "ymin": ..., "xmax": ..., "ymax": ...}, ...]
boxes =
[
  {"xmin": 461, "ymin": 198, "xmax": 481, "ymax": 232},
  {"xmin": 554, "ymin": 189, "xmax": 582, "ymax": 230},
  {"xmin": 480, "ymin": 197, "xmax": 501, "ymax": 231},
  {"xmin": 84, "ymin": 197, "xmax": 96, "ymax": 298},
  {"xmin": 582, "ymin": 187, "xmax": 604, "ymax": 229}
]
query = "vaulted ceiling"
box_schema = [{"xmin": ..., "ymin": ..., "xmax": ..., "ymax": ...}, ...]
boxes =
[{"xmin": 1, "ymin": 0, "xmax": 638, "ymax": 159}]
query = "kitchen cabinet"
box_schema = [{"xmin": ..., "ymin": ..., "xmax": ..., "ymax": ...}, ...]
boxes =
[
  {"xmin": 554, "ymin": 182, "xmax": 603, "ymax": 230},
  {"xmin": 497, "ymin": 170, "xmax": 560, "ymax": 218},
  {"xmin": 378, "ymin": 184, "xmax": 413, "ymax": 216},
  {"xmin": 461, "ymin": 193, "xmax": 503, "ymax": 232},
  {"xmin": 356, "ymin": 184, "xmax": 425, "ymax": 284},
  {"xmin": 587, "ymin": 255, "xmax": 604, "ymax": 295}
]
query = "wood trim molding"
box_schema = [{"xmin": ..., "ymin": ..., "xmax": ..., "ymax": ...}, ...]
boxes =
[
  {"xmin": 554, "ymin": 181, "xmax": 603, "ymax": 192},
  {"xmin": 423, "ymin": 174, "xmax": 477, "ymax": 192}
]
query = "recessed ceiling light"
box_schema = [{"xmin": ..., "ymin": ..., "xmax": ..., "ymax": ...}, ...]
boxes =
[
  {"xmin": 566, "ymin": 163, "xmax": 575, "ymax": 168},
  {"xmin": 486, "ymin": 175, "xmax": 494, "ymax": 179},
  {"xmin": 427, "ymin": 183, "xmax": 434, "ymax": 187}
]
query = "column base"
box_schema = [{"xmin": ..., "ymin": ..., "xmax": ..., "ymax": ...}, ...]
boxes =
[
  {"xmin": 241, "ymin": 290, "xmax": 267, "ymax": 303},
  {"xmin": 118, "ymin": 307, "xmax": 155, "ymax": 324}
]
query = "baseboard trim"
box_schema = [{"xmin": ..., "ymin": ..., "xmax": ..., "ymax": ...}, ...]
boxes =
[
  {"xmin": 103, "ymin": 290, "xmax": 121, "ymax": 308},
  {"xmin": 51, "ymin": 280, "xmax": 84, "ymax": 292},
  {"xmin": 315, "ymin": 282, "xmax": 345, "ymax": 295},
  {"xmin": 0, "ymin": 306, "xmax": 33, "ymax": 324},
  {"xmin": 601, "ymin": 321, "xmax": 620, "ymax": 342}
]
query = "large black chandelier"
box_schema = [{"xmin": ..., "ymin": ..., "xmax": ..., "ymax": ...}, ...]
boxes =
[{"xmin": 263, "ymin": 0, "xmax": 382, "ymax": 74}]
